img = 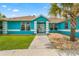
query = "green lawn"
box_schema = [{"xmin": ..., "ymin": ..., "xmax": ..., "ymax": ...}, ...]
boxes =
[{"xmin": 0, "ymin": 35, "xmax": 35, "ymax": 50}]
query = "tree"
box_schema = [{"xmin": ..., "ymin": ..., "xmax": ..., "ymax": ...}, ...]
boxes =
[
  {"xmin": 49, "ymin": 3, "xmax": 79, "ymax": 42},
  {"xmin": 0, "ymin": 13, "xmax": 6, "ymax": 18},
  {"xmin": 0, "ymin": 13, "xmax": 6, "ymax": 34},
  {"xmin": 49, "ymin": 3, "xmax": 61, "ymax": 17}
]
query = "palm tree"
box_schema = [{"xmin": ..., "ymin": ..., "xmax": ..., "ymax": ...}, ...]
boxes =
[
  {"xmin": 49, "ymin": 3, "xmax": 79, "ymax": 42},
  {"xmin": 61, "ymin": 3, "xmax": 73, "ymax": 29},
  {"xmin": 69, "ymin": 4, "xmax": 79, "ymax": 41},
  {"xmin": 49, "ymin": 3, "xmax": 61, "ymax": 17}
]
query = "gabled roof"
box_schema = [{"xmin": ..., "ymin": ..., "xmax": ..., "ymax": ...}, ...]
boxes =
[{"xmin": 0, "ymin": 15, "xmax": 65, "ymax": 23}]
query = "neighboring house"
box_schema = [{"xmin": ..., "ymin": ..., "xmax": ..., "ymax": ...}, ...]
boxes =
[{"xmin": 0, "ymin": 15, "xmax": 79, "ymax": 35}]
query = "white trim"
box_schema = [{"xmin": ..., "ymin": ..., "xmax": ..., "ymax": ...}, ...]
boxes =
[
  {"xmin": 7, "ymin": 29, "xmax": 20, "ymax": 31},
  {"xmin": 46, "ymin": 21, "xmax": 49, "ymax": 34},
  {"xmin": 8, "ymin": 29, "xmax": 34, "ymax": 31},
  {"xmin": 34, "ymin": 21, "xmax": 37, "ymax": 34},
  {"xmin": 2, "ymin": 21, "xmax": 7, "ymax": 34},
  {"xmin": 58, "ymin": 29, "xmax": 79, "ymax": 32},
  {"xmin": 30, "ymin": 29, "xmax": 34, "ymax": 31},
  {"xmin": 58, "ymin": 29, "xmax": 70, "ymax": 31}
]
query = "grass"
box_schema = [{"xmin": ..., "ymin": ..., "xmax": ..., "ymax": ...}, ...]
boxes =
[{"xmin": 0, "ymin": 35, "xmax": 35, "ymax": 50}]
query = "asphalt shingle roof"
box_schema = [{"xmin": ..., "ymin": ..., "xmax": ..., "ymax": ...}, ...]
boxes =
[{"xmin": 0, "ymin": 15, "xmax": 65, "ymax": 23}]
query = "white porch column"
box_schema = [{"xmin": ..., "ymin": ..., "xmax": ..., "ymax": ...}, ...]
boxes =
[
  {"xmin": 34, "ymin": 21, "xmax": 37, "ymax": 34},
  {"xmin": 46, "ymin": 21, "xmax": 49, "ymax": 34},
  {"xmin": 2, "ymin": 21, "xmax": 7, "ymax": 34}
]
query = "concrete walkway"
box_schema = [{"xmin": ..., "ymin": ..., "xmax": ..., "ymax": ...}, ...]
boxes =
[
  {"xmin": 0, "ymin": 49, "xmax": 58, "ymax": 56},
  {"xmin": 29, "ymin": 35, "xmax": 51, "ymax": 49},
  {"xmin": 0, "ymin": 49, "xmax": 79, "ymax": 56}
]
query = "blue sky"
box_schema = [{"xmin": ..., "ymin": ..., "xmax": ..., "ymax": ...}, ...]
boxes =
[{"xmin": 0, "ymin": 3, "xmax": 50, "ymax": 18}]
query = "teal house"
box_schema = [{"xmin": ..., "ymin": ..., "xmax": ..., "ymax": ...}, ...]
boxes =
[{"xmin": 0, "ymin": 15, "xmax": 79, "ymax": 36}]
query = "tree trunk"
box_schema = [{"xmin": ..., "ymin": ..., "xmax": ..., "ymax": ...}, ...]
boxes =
[
  {"xmin": 70, "ymin": 17, "xmax": 76, "ymax": 42},
  {"xmin": 70, "ymin": 28, "xmax": 76, "ymax": 42}
]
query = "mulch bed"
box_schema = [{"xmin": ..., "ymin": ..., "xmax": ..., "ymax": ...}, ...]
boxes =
[{"xmin": 48, "ymin": 33, "xmax": 79, "ymax": 49}]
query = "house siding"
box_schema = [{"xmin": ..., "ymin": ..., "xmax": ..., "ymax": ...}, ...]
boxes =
[
  {"xmin": 76, "ymin": 17, "xmax": 79, "ymax": 29},
  {"xmin": 57, "ymin": 22, "xmax": 66, "ymax": 29},
  {"xmin": 34, "ymin": 16, "xmax": 48, "ymax": 22},
  {"xmin": 30, "ymin": 21, "xmax": 34, "ymax": 31},
  {"xmin": 7, "ymin": 21, "xmax": 34, "ymax": 34},
  {"xmin": 8, "ymin": 21, "xmax": 21, "ymax": 29}
]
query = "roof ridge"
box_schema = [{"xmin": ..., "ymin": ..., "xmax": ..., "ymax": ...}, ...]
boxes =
[{"xmin": 7, "ymin": 15, "xmax": 36, "ymax": 19}]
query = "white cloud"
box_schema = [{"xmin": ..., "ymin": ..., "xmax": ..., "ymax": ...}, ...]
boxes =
[
  {"xmin": 33, "ymin": 13, "xmax": 37, "ymax": 15},
  {"xmin": 11, "ymin": 14, "xmax": 17, "ymax": 17},
  {"xmin": 43, "ymin": 6, "xmax": 49, "ymax": 10},
  {"xmin": 2, "ymin": 5, "xmax": 7, "ymax": 8},
  {"xmin": 7, "ymin": 8, "xmax": 11, "ymax": 11},
  {"xmin": 12, "ymin": 9, "xmax": 19, "ymax": 12},
  {"xmin": 43, "ymin": 6, "xmax": 47, "ymax": 9}
]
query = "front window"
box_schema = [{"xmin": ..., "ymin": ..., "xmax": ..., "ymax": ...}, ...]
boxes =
[
  {"xmin": 50, "ymin": 23, "xmax": 57, "ymax": 30},
  {"xmin": 21, "ymin": 22, "xmax": 30, "ymax": 31}
]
